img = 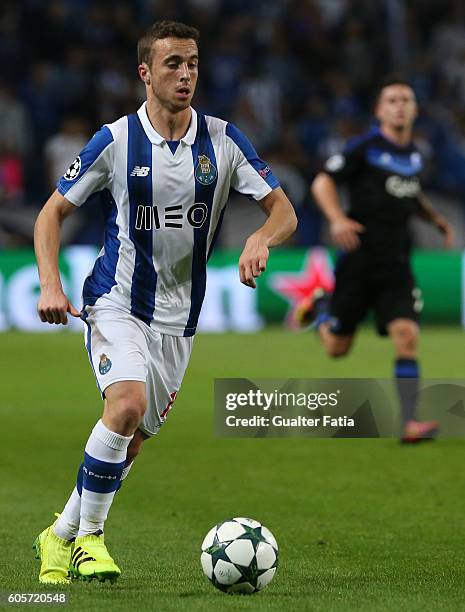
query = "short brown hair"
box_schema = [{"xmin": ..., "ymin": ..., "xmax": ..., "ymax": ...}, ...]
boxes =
[
  {"xmin": 374, "ymin": 73, "xmax": 414, "ymax": 106},
  {"xmin": 137, "ymin": 20, "xmax": 200, "ymax": 65}
]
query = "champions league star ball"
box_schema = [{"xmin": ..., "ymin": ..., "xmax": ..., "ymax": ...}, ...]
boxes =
[
  {"xmin": 63, "ymin": 156, "xmax": 81, "ymax": 181},
  {"xmin": 200, "ymin": 517, "xmax": 278, "ymax": 594}
]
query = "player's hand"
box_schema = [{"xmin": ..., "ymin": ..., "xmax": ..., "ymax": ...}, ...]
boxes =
[
  {"xmin": 37, "ymin": 287, "xmax": 81, "ymax": 325},
  {"xmin": 436, "ymin": 217, "xmax": 454, "ymax": 249},
  {"xmin": 238, "ymin": 234, "xmax": 269, "ymax": 289},
  {"xmin": 330, "ymin": 216, "xmax": 365, "ymax": 251}
]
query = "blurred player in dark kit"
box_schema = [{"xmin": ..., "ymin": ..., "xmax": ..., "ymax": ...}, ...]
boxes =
[{"xmin": 296, "ymin": 76, "xmax": 454, "ymax": 442}]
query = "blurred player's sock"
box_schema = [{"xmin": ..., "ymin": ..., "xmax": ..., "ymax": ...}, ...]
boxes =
[
  {"xmin": 78, "ymin": 420, "xmax": 133, "ymax": 536},
  {"xmin": 395, "ymin": 358, "xmax": 438, "ymax": 441},
  {"xmin": 394, "ymin": 358, "xmax": 419, "ymax": 423},
  {"xmin": 294, "ymin": 288, "xmax": 331, "ymax": 329}
]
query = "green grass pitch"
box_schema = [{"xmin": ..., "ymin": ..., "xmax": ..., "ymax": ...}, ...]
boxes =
[{"xmin": 1, "ymin": 326, "xmax": 465, "ymax": 611}]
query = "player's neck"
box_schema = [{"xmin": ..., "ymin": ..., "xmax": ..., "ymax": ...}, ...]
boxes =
[
  {"xmin": 380, "ymin": 124, "xmax": 412, "ymax": 147},
  {"xmin": 145, "ymin": 99, "xmax": 192, "ymax": 141}
]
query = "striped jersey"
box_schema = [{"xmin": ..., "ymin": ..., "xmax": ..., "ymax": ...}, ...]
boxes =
[{"xmin": 58, "ymin": 102, "xmax": 279, "ymax": 336}]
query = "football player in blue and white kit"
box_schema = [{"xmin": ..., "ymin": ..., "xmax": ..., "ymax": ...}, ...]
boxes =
[{"xmin": 33, "ymin": 20, "xmax": 297, "ymax": 584}]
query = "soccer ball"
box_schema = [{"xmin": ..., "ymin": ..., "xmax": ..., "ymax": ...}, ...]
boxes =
[{"xmin": 200, "ymin": 517, "xmax": 278, "ymax": 594}]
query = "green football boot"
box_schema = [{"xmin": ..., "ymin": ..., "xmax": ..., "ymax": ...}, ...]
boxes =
[
  {"xmin": 70, "ymin": 534, "xmax": 121, "ymax": 583},
  {"xmin": 33, "ymin": 514, "xmax": 73, "ymax": 585}
]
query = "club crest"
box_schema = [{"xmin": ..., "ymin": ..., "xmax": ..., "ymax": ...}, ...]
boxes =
[
  {"xmin": 195, "ymin": 155, "xmax": 217, "ymax": 185},
  {"xmin": 99, "ymin": 353, "xmax": 112, "ymax": 375}
]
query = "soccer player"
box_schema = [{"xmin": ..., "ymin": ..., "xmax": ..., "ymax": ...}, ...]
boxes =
[
  {"xmin": 296, "ymin": 75, "xmax": 453, "ymax": 442},
  {"xmin": 33, "ymin": 20, "xmax": 297, "ymax": 585}
]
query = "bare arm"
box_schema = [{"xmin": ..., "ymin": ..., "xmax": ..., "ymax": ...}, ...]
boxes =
[
  {"xmin": 311, "ymin": 172, "xmax": 365, "ymax": 251},
  {"xmin": 238, "ymin": 187, "xmax": 297, "ymax": 288},
  {"xmin": 34, "ymin": 190, "xmax": 81, "ymax": 324},
  {"xmin": 416, "ymin": 192, "xmax": 454, "ymax": 248}
]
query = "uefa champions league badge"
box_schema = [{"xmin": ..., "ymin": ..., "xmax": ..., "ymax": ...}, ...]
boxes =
[
  {"xmin": 63, "ymin": 156, "xmax": 82, "ymax": 181},
  {"xmin": 99, "ymin": 354, "xmax": 112, "ymax": 375},
  {"xmin": 195, "ymin": 155, "xmax": 217, "ymax": 185}
]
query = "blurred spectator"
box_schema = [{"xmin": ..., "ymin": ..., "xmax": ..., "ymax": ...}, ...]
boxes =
[
  {"xmin": 44, "ymin": 115, "xmax": 89, "ymax": 190},
  {"xmin": 233, "ymin": 64, "xmax": 282, "ymax": 150},
  {"xmin": 0, "ymin": 83, "xmax": 31, "ymax": 158},
  {"xmin": 0, "ymin": 0, "xmax": 465, "ymax": 248}
]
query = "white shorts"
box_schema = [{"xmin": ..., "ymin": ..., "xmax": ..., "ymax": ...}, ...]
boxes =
[{"xmin": 82, "ymin": 305, "xmax": 194, "ymax": 437}]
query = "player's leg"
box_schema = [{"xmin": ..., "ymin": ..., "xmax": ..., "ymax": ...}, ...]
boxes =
[
  {"xmin": 294, "ymin": 287, "xmax": 355, "ymax": 356},
  {"xmin": 388, "ymin": 316, "xmax": 419, "ymax": 424},
  {"xmin": 318, "ymin": 255, "xmax": 369, "ymax": 358},
  {"xmin": 118, "ymin": 427, "xmax": 150, "ymax": 487},
  {"xmin": 377, "ymin": 279, "xmax": 437, "ymax": 442},
  {"xmin": 295, "ymin": 252, "xmax": 368, "ymax": 359},
  {"xmin": 387, "ymin": 317, "xmax": 437, "ymax": 442},
  {"xmin": 57, "ymin": 429, "xmax": 149, "ymax": 585},
  {"xmin": 318, "ymin": 322, "xmax": 354, "ymax": 357},
  {"xmin": 48, "ymin": 425, "xmax": 148, "ymax": 585},
  {"xmin": 53, "ymin": 427, "xmax": 147, "ymax": 545},
  {"xmin": 71, "ymin": 380, "xmax": 147, "ymax": 582},
  {"xmin": 35, "ymin": 307, "xmax": 149, "ymax": 584},
  {"xmin": 77, "ymin": 380, "xmax": 145, "ymax": 535}
]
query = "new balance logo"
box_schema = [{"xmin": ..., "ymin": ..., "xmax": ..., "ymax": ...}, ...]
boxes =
[{"xmin": 130, "ymin": 166, "xmax": 150, "ymax": 177}]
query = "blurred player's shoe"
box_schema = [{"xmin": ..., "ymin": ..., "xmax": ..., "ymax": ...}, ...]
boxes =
[
  {"xmin": 70, "ymin": 534, "xmax": 121, "ymax": 583},
  {"xmin": 294, "ymin": 288, "xmax": 329, "ymax": 328},
  {"xmin": 401, "ymin": 419, "xmax": 439, "ymax": 444},
  {"xmin": 33, "ymin": 513, "xmax": 73, "ymax": 585}
]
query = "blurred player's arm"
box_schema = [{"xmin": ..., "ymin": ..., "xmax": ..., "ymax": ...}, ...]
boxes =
[
  {"xmin": 239, "ymin": 187, "xmax": 297, "ymax": 289},
  {"xmin": 416, "ymin": 192, "xmax": 454, "ymax": 248},
  {"xmin": 311, "ymin": 172, "xmax": 365, "ymax": 251},
  {"xmin": 34, "ymin": 190, "xmax": 81, "ymax": 324}
]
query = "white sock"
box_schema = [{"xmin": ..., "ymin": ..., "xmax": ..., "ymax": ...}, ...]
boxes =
[
  {"xmin": 78, "ymin": 420, "xmax": 133, "ymax": 536},
  {"xmin": 54, "ymin": 460, "xmax": 135, "ymax": 540},
  {"xmin": 53, "ymin": 487, "xmax": 81, "ymax": 540},
  {"xmin": 120, "ymin": 461, "xmax": 134, "ymax": 481}
]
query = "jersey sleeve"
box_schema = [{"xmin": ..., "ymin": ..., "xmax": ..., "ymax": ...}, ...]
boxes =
[
  {"xmin": 57, "ymin": 126, "xmax": 114, "ymax": 206},
  {"xmin": 323, "ymin": 137, "xmax": 366, "ymax": 184},
  {"xmin": 225, "ymin": 123, "xmax": 280, "ymax": 200}
]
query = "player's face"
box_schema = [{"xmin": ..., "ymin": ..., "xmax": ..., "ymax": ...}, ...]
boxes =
[
  {"xmin": 145, "ymin": 37, "xmax": 198, "ymax": 112},
  {"xmin": 375, "ymin": 85, "xmax": 417, "ymax": 130}
]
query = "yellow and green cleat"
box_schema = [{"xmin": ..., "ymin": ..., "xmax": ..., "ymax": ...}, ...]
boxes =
[
  {"xmin": 70, "ymin": 534, "xmax": 121, "ymax": 583},
  {"xmin": 33, "ymin": 514, "xmax": 73, "ymax": 585}
]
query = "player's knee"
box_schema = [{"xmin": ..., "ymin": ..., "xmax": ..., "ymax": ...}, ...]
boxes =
[
  {"xmin": 391, "ymin": 320, "xmax": 418, "ymax": 352},
  {"xmin": 112, "ymin": 395, "xmax": 147, "ymax": 429},
  {"xmin": 326, "ymin": 343, "xmax": 350, "ymax": 358}
]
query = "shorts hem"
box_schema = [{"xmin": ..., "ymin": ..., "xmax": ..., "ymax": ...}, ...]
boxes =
[
  {"xmin": 137, "ymin": 423, "xmax": 161, "ymax": 438},
  {"xmin": 99, "ymin": 376, "xmax": 147, "ymax": 394},
  {"xmin": 377, "ymin": 314, "xmax": 419, "ymax": 336}
]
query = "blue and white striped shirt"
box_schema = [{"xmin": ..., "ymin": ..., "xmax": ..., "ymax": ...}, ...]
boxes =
[{"xmin": 58, "ymin": 102, "xmax": 279, "ymax": 336}]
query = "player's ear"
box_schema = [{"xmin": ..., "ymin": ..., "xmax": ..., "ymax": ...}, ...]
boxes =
[{"xmin": 138, "ymin": 62, "xmax": 151, "ymax": 85}]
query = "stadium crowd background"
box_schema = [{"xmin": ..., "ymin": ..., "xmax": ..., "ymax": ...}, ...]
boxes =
[{"xmin": 1, "ymin": 0, "xmax": 465, "ymax": 248}]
